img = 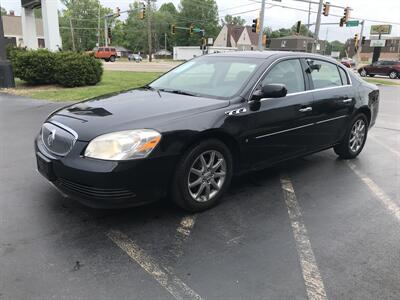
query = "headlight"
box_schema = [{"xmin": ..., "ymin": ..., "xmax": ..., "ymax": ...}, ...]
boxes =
[{"xmin": 84, "ymin": 129, "xmax": 161, "ymax": 160}]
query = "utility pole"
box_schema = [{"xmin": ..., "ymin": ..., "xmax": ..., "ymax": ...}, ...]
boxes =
[
  {"xmin": 312, "ymin": 0, "xmax": 324, "ymax": 53},
  {"xmin": 97, "ymin": 3, "xmax": 100, "ymax": 47},
  {"xmin": 0, "ymin": 4, "xmax": 15, "ymax": 88},
  {"xmin": 258, "ymin": 0, "xmax": 266, "ymax": 50},
  {"xmin": 69, "ymin": 18, "xmax": 76, "ymax": 51},
  {"xmin": 104, "ymin": 17, "xmax": 108, "ymax": 47},
  {"xmin": 147, "ymin": 0, "xmax": 153, "ymax": 62},
  {"xmin": 307, "ymin": 0, "xmax": 311, "ymax": 31},
  {"xmin": 356, "ymin": 20, "xmax": 365, "ymax": 67}
]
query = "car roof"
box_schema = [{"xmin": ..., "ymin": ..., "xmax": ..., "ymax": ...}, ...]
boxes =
[{"xmin": 206, "ymin": 50, "xmax": 339, "ymax": 64}]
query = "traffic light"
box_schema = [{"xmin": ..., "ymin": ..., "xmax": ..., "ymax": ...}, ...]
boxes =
[
  {"xmin": 139, "ymin": 3, "xmax": 146, "ymax": 19},
  {"xmin": 343, "ymin": 7, "xmax": 350, "ymax": 23},
  {"xmin": 171, "ymin": 24, "xmax": 176, "ymax": 35},
  {"xmin": 323, "ymin": 2, "xmax": 330, "ymax": 16},
  {"xmin": 107, "ymin": 27, "xmax": 112, "ymax": 43},
  {"xmin": 252, "ymin": 18, "xmax": 259, "ymax": 33},
  {"xmin": 295, "ymin": 21, "xmax": 301, "ymax": 35},
  {"xmin": 115, "ymin": 7, "xmax": 120, "ymax": 17},
  {"xmin": 339, "ymin": 17, "xmax": 345, "ymax": 27},
  {"xmin": 361, "ymin": 36, "xmax": 366, "ymax": 45},
  {"xmin": 354, "ymin": 33, "xmax": 359, "ymax": 51},
  {"xmin": 189, "ymin": 25, "xmax": 193, "ymax": 35}
]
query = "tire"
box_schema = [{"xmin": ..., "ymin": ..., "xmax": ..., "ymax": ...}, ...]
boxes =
[
  {"xmin": 109, "ymin": 55, "xmax": 116, "ymax": 62},
  {"xmin": 369, "ymin": 74, "xmax": 375, "ymax": 77},
  {"xmin": 389, "ymin": 71, "xmax": 398, "ymax": 79},
  {"xmin": 104, "ymin": 58, "xmax": 109, "ymax": 62},
  {"xmin": 334, "ymin": 113, "xmax": 368, "ymax": 159},
  {"xmin": 172, "ymin": 139, "xmax": 233, "ymax": 212},
  {"xmin": 359, "ymin": 69, "xmax": 367, "ymax": 77}
]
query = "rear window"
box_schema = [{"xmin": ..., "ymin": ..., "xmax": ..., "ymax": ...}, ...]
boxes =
[{"xmin": 308, "ymin": 60, "xmax": 342, "ymax": 89}]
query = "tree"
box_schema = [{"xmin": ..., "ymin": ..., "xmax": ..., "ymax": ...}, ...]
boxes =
[
  {"xmin": 123, "ymin": 2, "xmax": 148, "ymax": 53},
  {"xmin": 222, "ymin": 14, "xmax": 246, "ymax": 26},
  {"xmin": 1, "ymin": 7, "xmax": 7, "ymax": 16},
  {"xmin": 59, "ymin": 0, "xmax": 112, "ymax": 51},
  {"xmin": 290, "ymin": 23, "xmax": 313, "ymax": 37},
  {"xmin": 176, "ymin": 0, "xmax": 220, "ymax": 46}
]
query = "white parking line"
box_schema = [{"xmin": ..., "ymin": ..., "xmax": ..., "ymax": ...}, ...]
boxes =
[
  {"xmin": 347, "ymin": 161, "xmax": 400, "ymax": 221},
  {"xmin": 171, "ymin": 215, "xmax": 197, "ymax": 258},
  {"xmin": 280, "ymin": 174, "xmax": 328, "ymax": 300},
  {"xmin": 369, "ymin": 134, "xmax": 400, "ymax": 157},
  {"xmin": 107, "ymin": 230, "xmax": 203, "ymax": 300}
]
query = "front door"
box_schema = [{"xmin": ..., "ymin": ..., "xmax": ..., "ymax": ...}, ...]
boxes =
[{"xmin": 241, "ymin": 58, "xmax": 316, "ymax": 168}]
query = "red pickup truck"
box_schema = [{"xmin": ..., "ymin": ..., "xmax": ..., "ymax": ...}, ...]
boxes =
[{"xmin": 95, "ymin": 47, "xmax": 117, "ymax": 62}]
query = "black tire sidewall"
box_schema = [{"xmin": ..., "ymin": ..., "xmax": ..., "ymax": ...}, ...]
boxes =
[
  {"xmin": 338, "ymin": 113, "xmax": 368, "ymax": 158},
  {"xmin": 173, "ymin": 139, "xmax": 233, "ymax": 212}
]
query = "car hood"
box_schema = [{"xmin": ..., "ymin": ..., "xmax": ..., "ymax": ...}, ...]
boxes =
[{"xmin": 48, "ymin": 89, "xmax": 229, "ymax": 141}]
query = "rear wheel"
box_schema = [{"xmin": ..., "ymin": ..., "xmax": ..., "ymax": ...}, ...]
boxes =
[
  {"xmin": 172, "ymin": 139, "xmax": 233, "ymax": 212},
  {"xmin": 334, "ymin": 113, "xmax": 368, "ymax": 159},
  {"xmin": 360, "ymin": 69, "xmax": 367, "ymax": 77},
  {"xmin": 389, "ymin": 71, "xmax": 398, "ymax": 79}
]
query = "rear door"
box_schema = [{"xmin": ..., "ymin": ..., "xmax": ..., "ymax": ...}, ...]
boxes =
[{"xmin": 306, "ymin": 59, "xmax": 355, "ymax": 148}]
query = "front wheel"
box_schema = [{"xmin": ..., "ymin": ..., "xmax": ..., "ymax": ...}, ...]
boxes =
[
  {"xmin": 109, "ymin": 55, "xmax": 116, "ymax": 62},
  {"xmin": 389, "ymin": 71, "xmax": 398, "ymax": 79},
  {"xmin": 334, "ymin": 113, "xmax": 368, "ymax": 159},
  {"xmin": 359, "ymin": 69, "xmax": 367, "ymax": 77},
  {"xmin": 172, "ymin": 139, "xmax": 233, "ymax": 212}
]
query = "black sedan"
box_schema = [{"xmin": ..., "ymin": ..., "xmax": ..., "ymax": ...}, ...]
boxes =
[{"xmin": 35, "ymin": 51, "xmax": 379, "ymax": 212}]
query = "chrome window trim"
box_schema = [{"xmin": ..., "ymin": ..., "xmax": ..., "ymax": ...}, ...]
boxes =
[
  {"xmin": 254, "ymin": 115, "xmax": 348, "ymax": 140},
  {"xmin": 248, "ymin": 56, "xmax": 353, "ymax": 102}
]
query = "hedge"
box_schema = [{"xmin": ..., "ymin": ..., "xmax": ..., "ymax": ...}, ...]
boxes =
[{"xmin": 8, "ymin": 48, "xmax": 103, "ymax": 87}]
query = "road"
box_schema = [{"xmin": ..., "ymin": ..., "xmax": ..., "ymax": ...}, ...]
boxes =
[
  {"xmin": 0, "ymin": 86, "xmax": 399, "ymax": 300},
  {"xmin": 103, "ymin": 60, "xmax": 181, "ymax": 73}
]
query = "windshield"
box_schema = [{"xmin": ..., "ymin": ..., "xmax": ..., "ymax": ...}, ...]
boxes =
[{"xmin": 149, "ymin": 56, "xmax": 263, "ymax": 99}]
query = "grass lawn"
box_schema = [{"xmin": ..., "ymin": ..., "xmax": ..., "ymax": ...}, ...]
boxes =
[
  {"xmin": 364, "ymin": 78, "xmax": 400, "ymax": 86},
  {"xmin": 1, "ymin": 71, "xmax": 162, "ymax": 102}
]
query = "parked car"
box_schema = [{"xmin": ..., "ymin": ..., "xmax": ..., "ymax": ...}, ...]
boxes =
[
  {"xmin": 95, "ymin": 47, "xmax": 117, "ymax": 62},
  {"xmin": 128, "ymin": 54, "xmax": 143, "ymax": 62},
  {"xmin": 341, "ymin": 58, "xmax": 356, "ymax": 68},
  {"xmin": 35, "ymin": 51, "xmax": 379, "ymax": 212},
  {"xmin": 358, "ymin": 60, "xmax": 400, "ymax": 79}
]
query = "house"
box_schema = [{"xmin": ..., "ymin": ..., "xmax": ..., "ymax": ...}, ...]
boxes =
[
  {"xmin": 214, "ymin": 24, "xmax": 258, "ymax": 50},
  {"xmin": 1, "ymin": 12, "xmax": 45, "ymax": 48}
]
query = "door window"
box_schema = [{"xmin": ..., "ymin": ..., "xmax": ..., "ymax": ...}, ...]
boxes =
[
  {"xmin": 261, "ymin": 59, "xmax": 305, "ymax": 94},
  {"xmin": 338, "ymin": 67, "xmax": 349, "ymax": 85},
  {"xmin": 308, "ymin": 60, "xmax": 342, "ymax": 89}
]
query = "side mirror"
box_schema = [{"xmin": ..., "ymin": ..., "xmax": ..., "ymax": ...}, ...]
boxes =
[{"xmin": 250, "ymin": 84, "xmax": 287, "ymax": 111}]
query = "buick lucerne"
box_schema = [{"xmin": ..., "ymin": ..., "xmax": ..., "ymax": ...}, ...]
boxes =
[{"xmin": 35, "ymin": 51, "xmax": 379, "ymax": 212}]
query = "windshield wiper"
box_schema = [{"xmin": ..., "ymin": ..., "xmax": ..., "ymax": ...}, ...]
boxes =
[{"xmin": 158, "ymin": 89, "xmax": 197, "ymax": 97}]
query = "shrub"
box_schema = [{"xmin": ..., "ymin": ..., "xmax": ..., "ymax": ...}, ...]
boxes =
[
  {"xmin": 54, "ymin": 52, "xmax": 103, "ymax": 87},
  {"xmin": 12, "ymin": 49, "xmax": 57, "ymax": 85}
]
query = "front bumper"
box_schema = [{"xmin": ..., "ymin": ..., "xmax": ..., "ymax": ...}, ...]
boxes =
[{"xmin": 35, "ymin": 135, "xmax": 178, "ymax": 208}]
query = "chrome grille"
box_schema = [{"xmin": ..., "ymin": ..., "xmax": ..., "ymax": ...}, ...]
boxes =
[{"xmin": 41, "ymin": 122, "xmax": 77, "ymax": 157}]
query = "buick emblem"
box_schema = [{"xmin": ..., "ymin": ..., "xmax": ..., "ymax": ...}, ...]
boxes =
[{"xmin": 47, "ymin": 129, "xmax": 56, "ymax": 147}]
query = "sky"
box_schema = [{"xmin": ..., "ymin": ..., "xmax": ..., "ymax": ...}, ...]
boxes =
[{"xmin": 1, "ymin": 0, "xmax": 399, "ymax": 42}]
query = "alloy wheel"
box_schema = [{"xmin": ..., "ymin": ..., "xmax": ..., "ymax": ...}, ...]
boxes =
[
  {"xmin": 349, "ymin": 119, "xmax": 366, "ymax": 153},
  {"xmin": 360, "ymin": 69, "xmax": 367, "ymax": 77},
  {"xmin": 389, "ymin": 71, "xmax": 397, "ymax": 79},
  {"xmin": 187, "ymin": 150, "xmax": 227, "ymax": 202}
]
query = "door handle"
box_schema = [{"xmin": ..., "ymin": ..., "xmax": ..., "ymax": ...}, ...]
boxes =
[
  {"xmin": 342, "ymin": 98, "xmax": 352, "ymax": 103},
  {"xmin": 299, "ymin": 107, "xmax": 312, "ymax": 112}
]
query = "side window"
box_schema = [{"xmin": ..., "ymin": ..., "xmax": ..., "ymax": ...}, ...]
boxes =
[
  {"xmin": 98, "ymin": 47, "xmax": 104, "ymax": 51},
  {"xmin": 338, "ymin": 67, "xmax": 349, "ymax": 85},
  {"xmin": 308, "ymin": 60, "xmax": 342, "ymax": 89},
  {"xmin": 105, "ymin": 48, "xmax": 110, "ymax": 52},
  {"xmin": 261, "ymin": 59, "xmax": 305, "ymax": 94}
]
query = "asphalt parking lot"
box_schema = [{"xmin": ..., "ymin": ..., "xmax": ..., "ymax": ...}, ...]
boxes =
[{"xmin": 0, "ymin": 85, "xmax": 399, "ymax": 300}]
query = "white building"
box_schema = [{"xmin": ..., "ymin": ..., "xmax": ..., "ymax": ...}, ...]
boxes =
[
  {"xmin": 214, "ymin": 24, "xmax": 258, "ymax": 51},
  {"xmin": 173, "ymin": 46, "xmax": 237, "ymax": 61}
]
